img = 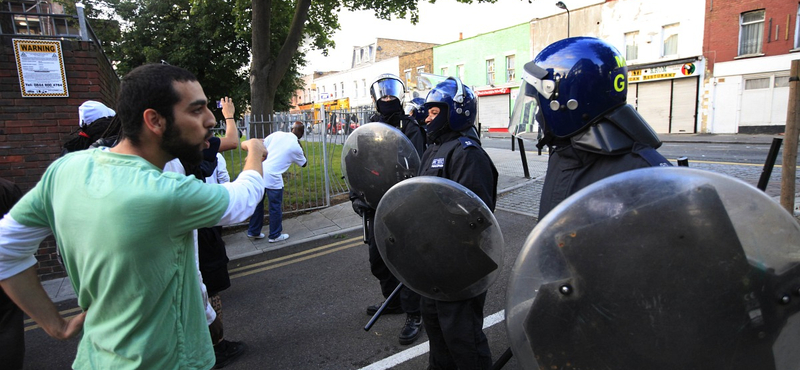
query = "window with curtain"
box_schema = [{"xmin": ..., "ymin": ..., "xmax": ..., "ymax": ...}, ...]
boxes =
[
  {"xmin": 506, "ymin": 55, "xmax": 516, "ymax": 82},
  {"xmin": 486, "ymin": 59, "xmax": 495, "ymax": 85},
  {"xmin": 662, "ymin": 23, "xmax": 679, "ymax": 56},
  {"xmin": 744, "ymin": 77, "xmax": 769, "ymax": 90},
  {"xmin": 739, "ymin": 10, "xmax": 764, "ymax": 55},
  {"xmin": 625, "ymin": 31, "xmax": 639, "ymax": 60},
  {"xmin": 441, "ymin": 66, "xmax": 449, "ymax": 76},
  {"xmin": 795, "ymin": 4, "xmax": 800, "ymax": 49},
  {"xmin": 457, "ymin": 64, "xmax": 465, "ymax": 81}
]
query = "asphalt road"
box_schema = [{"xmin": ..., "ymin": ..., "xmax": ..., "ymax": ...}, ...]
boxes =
[{"xmin": 22, "ymin": 209, "xmax": 537, "ymax": 370}]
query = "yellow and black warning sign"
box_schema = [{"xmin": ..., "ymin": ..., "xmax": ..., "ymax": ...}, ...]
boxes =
[{"xmin": 13, "ymin": 39, "xmax": 69, "ymax": 98}]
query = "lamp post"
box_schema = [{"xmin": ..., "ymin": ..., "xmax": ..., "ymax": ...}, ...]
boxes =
[{"xmin": 556, "ymin": 1, "xmax": 570, "ymax": 38}]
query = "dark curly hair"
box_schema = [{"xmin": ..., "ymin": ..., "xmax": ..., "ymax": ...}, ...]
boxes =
[{"xmin": 116, "ymin": 63, "xmax": 197, "ymax": 146}]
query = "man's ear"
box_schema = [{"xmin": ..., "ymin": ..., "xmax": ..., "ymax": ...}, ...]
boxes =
[{"xmin": 142, "ymin": 108, "xmax": 166, "ymax": 136}]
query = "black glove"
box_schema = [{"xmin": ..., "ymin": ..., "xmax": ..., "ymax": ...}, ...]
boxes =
[{"xmin": 351, "ymin": 197, "xmax": 373, "ymax": 217}]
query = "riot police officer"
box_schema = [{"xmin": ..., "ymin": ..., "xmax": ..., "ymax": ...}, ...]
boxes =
[
  {"xmin": 405, "ymin": 97, "xmax": 428, "ymax": 127},
  {"xmin": 418, "ymin": 77, "xmax": 498, "ymax": 370},
  {"xmin": 510, "ymin": 36, "xmax": 670, "ymax": 219},
  {"xmin": 350, "ymin": 73, "xmax": 425, "ymax": 345}
]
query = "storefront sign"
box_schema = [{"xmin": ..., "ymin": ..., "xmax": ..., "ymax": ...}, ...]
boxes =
[
  {"xmin": 476, "ymin": 87, "xmax": 510, "ymax": 97},
  {"xmin": 13, "ymin": 39, "xmax": 69, "ymax": 97},
  {"xmin": 628, "ymin": 62, "xmax": 697, "ymax": 83}
]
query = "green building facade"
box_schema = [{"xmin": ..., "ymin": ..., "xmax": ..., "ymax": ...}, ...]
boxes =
[{"xmin": 432, "ymin": 22, "xmax": 531, "ymax": 132}]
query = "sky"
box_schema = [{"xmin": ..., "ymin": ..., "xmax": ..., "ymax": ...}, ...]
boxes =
[{"xmin": 300, "ymin": 0, "xmax": 598, "ymax": 74}]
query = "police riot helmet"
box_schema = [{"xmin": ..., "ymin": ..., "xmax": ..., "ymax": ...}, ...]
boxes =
[
  {"xmin": 370, "ymin": 73, "xmax": 406, "ymax": 104},
  {"xmin": 405, "ymin": 97, "xmax": 428, "ymax": 123},
  {"xmin": 519, "ymin": 37, "xmax": 628, "ymax": 138},
  {"xmin": 424, "ymin": 77, "xmax": 477, "ymax": 138}
]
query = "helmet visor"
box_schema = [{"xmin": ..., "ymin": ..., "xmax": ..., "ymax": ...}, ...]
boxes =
[
  {"xmin": 371, "ymin": 78, "xmax": 405, "ymax": 101},
  {"xmin": 521, "ymin": 61, "xmax": 556, "ymax": 100},
  {"xmin": 508, "ymin": 81, "xmax": 540, "ymax": 137}
]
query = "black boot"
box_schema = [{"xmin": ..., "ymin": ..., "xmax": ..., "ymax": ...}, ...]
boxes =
[
  {"xmin": 398, "ymin": 314, "xmax": 422, "ymax": 345},
  {"xmin": 214, "ymin": 340, "xmax": 247, "ymax": 369}
]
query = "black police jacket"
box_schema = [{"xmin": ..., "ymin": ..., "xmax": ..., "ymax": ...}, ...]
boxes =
[{"xmin": 419, "ymin": 131, "xmax": 498, "ymax": 211}]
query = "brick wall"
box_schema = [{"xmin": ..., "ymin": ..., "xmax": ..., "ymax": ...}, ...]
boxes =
[
  {"xmin": 376, "ymin": 38, "xmax": 438, "ymax": 62},
  {"xmin": 399, "ymin": 48, "xmax": 434, "ymax": 92},
  {"xmin": 0, "ymin": 35, "xmax": 119, "ymax": 280},
  {"xmin": 704, "ymin": 0, "xmax": 798, "ymax": 73}
]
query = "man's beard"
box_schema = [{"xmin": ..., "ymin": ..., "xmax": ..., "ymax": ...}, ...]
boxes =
[{"xmin": 161, "ymin": 119, "xmax": 206, "ymax": 166}]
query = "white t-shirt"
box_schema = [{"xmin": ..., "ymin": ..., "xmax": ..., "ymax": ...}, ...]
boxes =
[{"xmin": 262, "ymin": 131, "xmax": 307, "ymax": 189}]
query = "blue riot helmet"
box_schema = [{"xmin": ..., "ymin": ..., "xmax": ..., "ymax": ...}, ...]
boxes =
[
  {"xmin": 515, "ymin": 37, "xmax": 628, "ymax": 138},
  {"xmin": 370, "ymin": 73, "xmax": 406, "ymax": 117},
  {"xmin": 424, "ymin": 77, "xmax": 477, "ymax": 140},
  {"xmin": 405, "ymin": 97, "xmax": 428, "ymax": 125}
]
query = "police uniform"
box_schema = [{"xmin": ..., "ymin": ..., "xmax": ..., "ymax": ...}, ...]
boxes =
[
  {"xmin": 539, "ymin": 138, "xmax": 671, "ymax": 219},
  {"xmin": 418, "ymin": 130, "xmax": 498, "ymax": 370}
]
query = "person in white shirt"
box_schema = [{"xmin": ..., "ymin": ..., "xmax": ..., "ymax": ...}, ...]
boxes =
[{"xmin": 247, "ymin": 122, "xmax": 307, "ymax": 243}]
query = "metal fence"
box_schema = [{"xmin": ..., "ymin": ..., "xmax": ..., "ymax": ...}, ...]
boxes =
[{"xmin": 214, "ymin": 106, "xmax": 377, "ymax": 216}]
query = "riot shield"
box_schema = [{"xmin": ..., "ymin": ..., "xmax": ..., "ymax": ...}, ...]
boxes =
[
  {"xmin": 341, "ymin": 122, "xmax": 421, "ymax": 209},
  {"xmin": 506, "ymin": 167, "xmax": 800, "ymax": 370},
  {"xmin": 374, "ymin": 177, "xmax": 504, "ymax": 301}
]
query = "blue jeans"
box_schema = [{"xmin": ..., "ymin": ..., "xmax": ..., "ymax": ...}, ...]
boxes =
[{"xmin": 247, "ymin": 188, "xmax": 283, "ymax": 239}]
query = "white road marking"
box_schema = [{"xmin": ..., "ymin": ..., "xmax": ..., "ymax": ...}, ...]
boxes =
[{"xmin": 359, "ymin": 310, "xmax": 506, "ymax": 370}]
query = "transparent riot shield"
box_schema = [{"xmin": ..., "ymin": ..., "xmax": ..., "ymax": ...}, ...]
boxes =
[
  {"xmin": 374, "ymin": 177, "xmax": 504, "ymax": 301},
  {"xmin": 341, "ymin": 122, "xmax": 421, "ymax": 209},
  {"xmin": 507, "ymin": 80, "xmax": 540, "ymax": 140},
  {"xmin": 506, "ymin": 167, "xmax": 800, "ymax": 370}
]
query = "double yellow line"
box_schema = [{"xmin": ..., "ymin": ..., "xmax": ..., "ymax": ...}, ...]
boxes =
[
  {"xmin": 25, "ymin": 236, "xmax": 364, "ymax": 332},
  {"xmin": 229, "ymin": 236, "xmax": 362, "ymax": 279}
]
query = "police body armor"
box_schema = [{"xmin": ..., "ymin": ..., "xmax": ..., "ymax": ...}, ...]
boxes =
[{"xmin": 506, "ymin": 167, "xmax": 800, "ymax": 370}]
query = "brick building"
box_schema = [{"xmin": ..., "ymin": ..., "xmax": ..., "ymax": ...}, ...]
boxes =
[
  {"xmin": 398, "ymin": 47, "xmax": 433, "ymax": 97},
  {"xmin": 703, "ymin": 0, "xmax": 800, "ymax": 133},
  {"xmin": 1, "ymin": 3, "xmax": 119, "ymax": 279}
]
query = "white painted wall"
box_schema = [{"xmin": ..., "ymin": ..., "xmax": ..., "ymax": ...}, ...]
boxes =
[
  {"xmin": 312, "ymin": 57, "xmax": 400, "ymax": 108},
  {"xmin": 597, "ymin": 0, "xmax": 705, "ymax": 65}
]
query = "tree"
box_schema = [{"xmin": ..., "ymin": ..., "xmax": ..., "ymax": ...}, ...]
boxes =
[{"xmin": 249, "ymin": 0, "xmax": 438, "ymax": 121}]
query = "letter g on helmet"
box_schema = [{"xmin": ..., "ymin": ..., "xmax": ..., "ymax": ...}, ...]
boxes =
[{"xmin": 524, "ymin": 37, "xmax": 628, "ymax": 138}]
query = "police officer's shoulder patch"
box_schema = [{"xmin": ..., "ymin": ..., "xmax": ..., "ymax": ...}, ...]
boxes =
[{"xmin": 459, "ymin": 137, "xmax": 478, "ymax": 149}]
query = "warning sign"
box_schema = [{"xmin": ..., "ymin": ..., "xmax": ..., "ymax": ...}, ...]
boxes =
[{"xmin": 13, "ymin": 39, "xmax": 69, "ymax": 97}]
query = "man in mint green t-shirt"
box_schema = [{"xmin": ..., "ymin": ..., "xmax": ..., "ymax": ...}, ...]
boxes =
[{"xmin": 0, "ymin": 63, "xmax": 267, "ymax": 370}]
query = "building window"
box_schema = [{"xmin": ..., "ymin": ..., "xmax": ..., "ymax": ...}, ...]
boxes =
[
  {"xmin": 404, "ymin": 69, "xmax": 412, "ymax": 85},
  {"xmin": 744, "ymin": 77, "xmax": 770, "ymax": 90},
  {"xmin": 739, "ymin": 10, "xmax": 764, "ymax": 55},
  {"xmin": 506, "ymin": 55, "xmax": 516, "ymax": 82},
  {"xmin": 795, "ymin": 4, "xmax": 800, "ymax": 49},
  {"xmin": 441, "ymin": 66, "xmax": 449, "ymax": 76},
  {"xmin": 353, "ymin": 81, "xmax": 359, "ymax": 98},
  {"xmin": 486, "ymin": 59, "xmax": 495, "ymax": 85},
  {"xmin": 341, "ymin": 82, "xmax": 345, "ymax": 97},
  {"xmin": 625, "ymin": 31, "xmax": 639, "ymax": 60},
  {"xmin": 662, "ymin": 23, "xmax": 679, "ymax": 56},
  {"xmin": 456, "ymin": 64, "xmax": 465, "ymax": 81},
  {"xmin": 416, "ymin": 66, "xmax": 425, "ymax": 77},
  {"xmin": 333, "ymin": 84, "xmax": 337, "ymax": 98},
  {"xmin": 362, "ymin": 79, "xmax": 367, "ymax": 97},
  {"xmin": 775, "ymin": 76, "xmax": 790, "ymax": 88}
]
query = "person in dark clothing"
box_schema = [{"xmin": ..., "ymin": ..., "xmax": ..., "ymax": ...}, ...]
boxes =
[
  {"xmin": 405, "ymin": 97, "xmax": 428, "ymax": 127},
  {"xmin": 351, "ymin": 73, "xmax": 426, "ymax": 345},
  {"xmin": 0, "ymin": 178, "xmax": 24, "ymax": 370},
  {"xmin": 509, "ymin": 37, "xmax": 671, "ymax": 219},
  {"xmin": 61, "ymin": 100, "xmax": 120, "ymax": 156},
  {"xmin": 417, "ymin": 77, "xmax": 498, "ymax": 370}
]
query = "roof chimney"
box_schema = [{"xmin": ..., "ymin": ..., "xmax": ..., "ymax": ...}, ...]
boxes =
[{"xmin": 459, "ymin": 32, "xmax": 463, "ymax": 40}]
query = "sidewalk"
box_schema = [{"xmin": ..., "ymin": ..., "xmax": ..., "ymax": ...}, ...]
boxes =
[{"xmin": 41, "ymin": 133, "xmax": 796, "ymax": 302}]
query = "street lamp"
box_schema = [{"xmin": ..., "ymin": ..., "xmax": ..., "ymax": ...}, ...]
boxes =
[{"xmin": 555, "ymin": 1, "xmax": 570, "ymax": 38}]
